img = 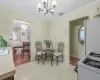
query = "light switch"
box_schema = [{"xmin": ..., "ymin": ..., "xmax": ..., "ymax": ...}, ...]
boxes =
[{"xmin": 65, "ymin": 30, "xmax": 67, "ymax": 33}]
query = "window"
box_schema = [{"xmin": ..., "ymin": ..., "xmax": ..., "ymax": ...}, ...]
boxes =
[{"xmin": 78, "ymin": 25, "xmax": 84, "ymax": 45}]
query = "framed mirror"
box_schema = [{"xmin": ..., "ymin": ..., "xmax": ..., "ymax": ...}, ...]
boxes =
[{"xmin": 78, "ymin": 25, "xmax": 84, "ymax": 45}]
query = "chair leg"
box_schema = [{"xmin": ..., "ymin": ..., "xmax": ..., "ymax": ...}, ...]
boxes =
[
  {"xmin": 14, "ymin": 53, "xmax": 16, "ymax": 62},
  {"xmin": 42, "ymin": 59, "xmax": 44, "ymax": 65},
  {"xmin": 22, "ymin": 52, "xmax": 24, "ymax": 58},
  {"xmin": 35, "ymin": 54, "xmax": 37, "ymax": 60},
  {"xmin": 51, "ymin": 54, "xmax": 53, "ymax": 66},
  {"xmin": 56, "ymin": 56, "xmax": 59, "ymax": 65},
  {"xmin": 62, "ymin": 56, "xmax": 63, "ymax": 63},
  {"xmin": 52, "ymin": 54, "xmax": 54, "ymax": 61},
  {"xmin": 38, "ymin": 59, "xmax": 40, "ymax": 64},
  {"xmin": 14, "ymin": 51, "xmax": 17, "ymax": 61},
  {"xmin": 51, "ymin": 60, "xmax": 53, "ymax": 66},
  {"xmin": 45, "ymin": 53, "xmax": 47, "ymax": 60},
  {"xmin": 21, "ymin": 52, "xmax": 23, "ymax": 58},
  {"xmin": 13, "ymin": 50, "xmax": 16, "ymax": 61},
  {"xmin": 28, "ymin": 52, "xmax": 30, "ymax": 59}
]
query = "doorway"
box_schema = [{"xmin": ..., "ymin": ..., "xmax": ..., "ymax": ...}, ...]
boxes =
[
  {"xmin": 12, "ymin": 19, "xmax": 31, "ymax": 66},
  {"xmin": 69, "ymin": 16, "xmax": 88, "ymax": 66}
]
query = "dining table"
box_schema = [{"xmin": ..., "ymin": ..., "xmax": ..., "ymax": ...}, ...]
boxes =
[{"xmin": 41, "ymin": 48, "xmax": 55, "ymax": 61}]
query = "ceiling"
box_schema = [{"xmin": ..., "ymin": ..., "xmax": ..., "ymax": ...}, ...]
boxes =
[{"xmin": 0, "ymin": 0, "xmax": 96, "ymax": 20}]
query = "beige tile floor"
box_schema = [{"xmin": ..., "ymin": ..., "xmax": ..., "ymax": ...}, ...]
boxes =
[{"xmin": 15, "ymin": 61, "xmax": 77, "ymax": 80}]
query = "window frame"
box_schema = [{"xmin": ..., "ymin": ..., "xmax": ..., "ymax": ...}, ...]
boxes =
[{"xmin": 78, "ymin": 25, "xmax": 84, "ymax": 45}]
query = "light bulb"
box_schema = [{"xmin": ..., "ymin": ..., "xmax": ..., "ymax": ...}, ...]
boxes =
[
  {"xmin": 51, "ymin": 9, "xmax": 55, "ymax": 13},
  {"xmin": 52, "ymin": 0, "xmax": 57, "ymax": 8},
  {"xmin": 43, "ymin": 10, "xmax": 47, "ymax": 14},
  {"xmin": 37, "ymin": 4, "xmax": 42, "ymax": 9},
  {"xmin": 42, "ymin": 0, "xmax": 47, "ymax": 4}
]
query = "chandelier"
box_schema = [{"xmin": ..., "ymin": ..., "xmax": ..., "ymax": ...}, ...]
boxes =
[{"xmin": 37, "ymin": 0, "xmax": 57, "ymax": 15}]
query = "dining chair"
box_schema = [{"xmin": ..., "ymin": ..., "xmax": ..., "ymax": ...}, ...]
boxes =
[
  {"xmin": 42, "ymin": 49, "xmax": 54, "ymax": 66},
  {"xmin": 35, "ymin": 41, "xmax": 43, "ymax": 64},
  {"xmin": 21, "ymin": 42, "xmax": 30, "ymax": 59},
  {"xmin": 54, "ymin": 42, "xmax": 64, "ymax": 65}
]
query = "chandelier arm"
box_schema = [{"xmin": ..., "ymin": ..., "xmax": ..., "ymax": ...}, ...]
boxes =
[
  {"xmin": 44, "ymin": 5, "xmax": 48, "ymax": 10},
  {"xmin": 39, "ymin": 9, "xmax": 44, "ymax": 12},
  {"xmin": 41, "ymin": 10, "xmax": 45, "ymax": 11},
  {"xmin": 48, "ymin": 8, "xmax": 53, "ymax": 11},
  {"xmin": 48, "ymin": 10, "xmax": 54, "ymax": 15},
  {"xmin": 48, "ymin": 10, "xmax": 53, "ymax": 13},
  {"xmin": 43, "ymin": 0, "xmax": 48, "ymax": 10}
]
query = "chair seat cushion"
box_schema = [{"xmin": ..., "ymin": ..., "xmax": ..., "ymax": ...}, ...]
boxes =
[{"xmin": 54, "ymin": 52, "xmax": 62, "ymax": 56}]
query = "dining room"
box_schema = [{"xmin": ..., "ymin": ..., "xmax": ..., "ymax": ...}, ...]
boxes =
[{"xmin": 13, "ymin": 38, "xmax": 64, "ymax": 66}]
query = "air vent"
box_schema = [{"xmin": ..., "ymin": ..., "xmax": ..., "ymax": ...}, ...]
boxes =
[{"xmin": 58, "ymin": 12, "xmax": 64, "ymax": 16}]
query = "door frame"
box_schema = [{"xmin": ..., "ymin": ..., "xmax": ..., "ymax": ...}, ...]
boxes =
[{"xmin": 69, "ymin": 16, "xmax": 89, "ymax": 63}]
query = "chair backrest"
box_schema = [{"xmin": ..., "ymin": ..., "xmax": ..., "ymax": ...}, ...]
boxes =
[
  {"xmin": 58, "ymin": 42, "xmax": 64, "ymax": 53},
  {"xmin": 23, "ymin": 42, "xmax": 30, "ymax": 50},
  {"xmin": 35, "ymin": 41, "xmax": 42, "ymax": 51}
]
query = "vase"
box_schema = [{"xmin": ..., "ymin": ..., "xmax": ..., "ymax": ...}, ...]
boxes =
[{"xmin": 46, "ymin": 43, "xmax": 51, "ymax": 48}]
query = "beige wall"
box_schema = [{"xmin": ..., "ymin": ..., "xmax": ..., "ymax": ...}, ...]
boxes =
[
  {"xmin": 0, "ymin": 6, "xmax": 48, "ymax": 60},
  {"xmin": 49, "ymin": 0, "xmax": 100, "ymax": 63},
  {"xmin": 70, "ymin": 21, "xmax": 84, "ymax": 59}
]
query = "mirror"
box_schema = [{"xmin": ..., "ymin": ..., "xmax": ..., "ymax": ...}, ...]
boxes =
[{"xmin": 78, "ymin": 25, "xmax": 84, "ymax": 45}]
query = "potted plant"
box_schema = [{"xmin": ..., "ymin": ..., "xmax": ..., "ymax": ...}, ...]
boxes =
[{"xmin": 44, "ymin": 40, "xmax": 51, "ymax": 48}]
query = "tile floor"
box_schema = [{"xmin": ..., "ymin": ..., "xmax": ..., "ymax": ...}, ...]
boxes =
[{"xmin": 15, "ymin": 62, "xmax": 77, "ymax": 80}]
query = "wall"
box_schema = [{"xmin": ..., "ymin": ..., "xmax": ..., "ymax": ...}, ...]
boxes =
[
  {"xmin": 0, "ymin": 6, "xmax": 47, "ymax": 60},
  {"xmin": 49, "ymin": 0, "xmax": 100, "ymax": 63},
  {"xmin": 70, "ymin": 21, "xmax": 84, "ymax": 59}
]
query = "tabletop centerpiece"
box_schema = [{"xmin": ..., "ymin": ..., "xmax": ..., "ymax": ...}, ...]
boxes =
[{"xmin": 44, "ymin": 40, "xmax": 52, "ymax": 48}]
